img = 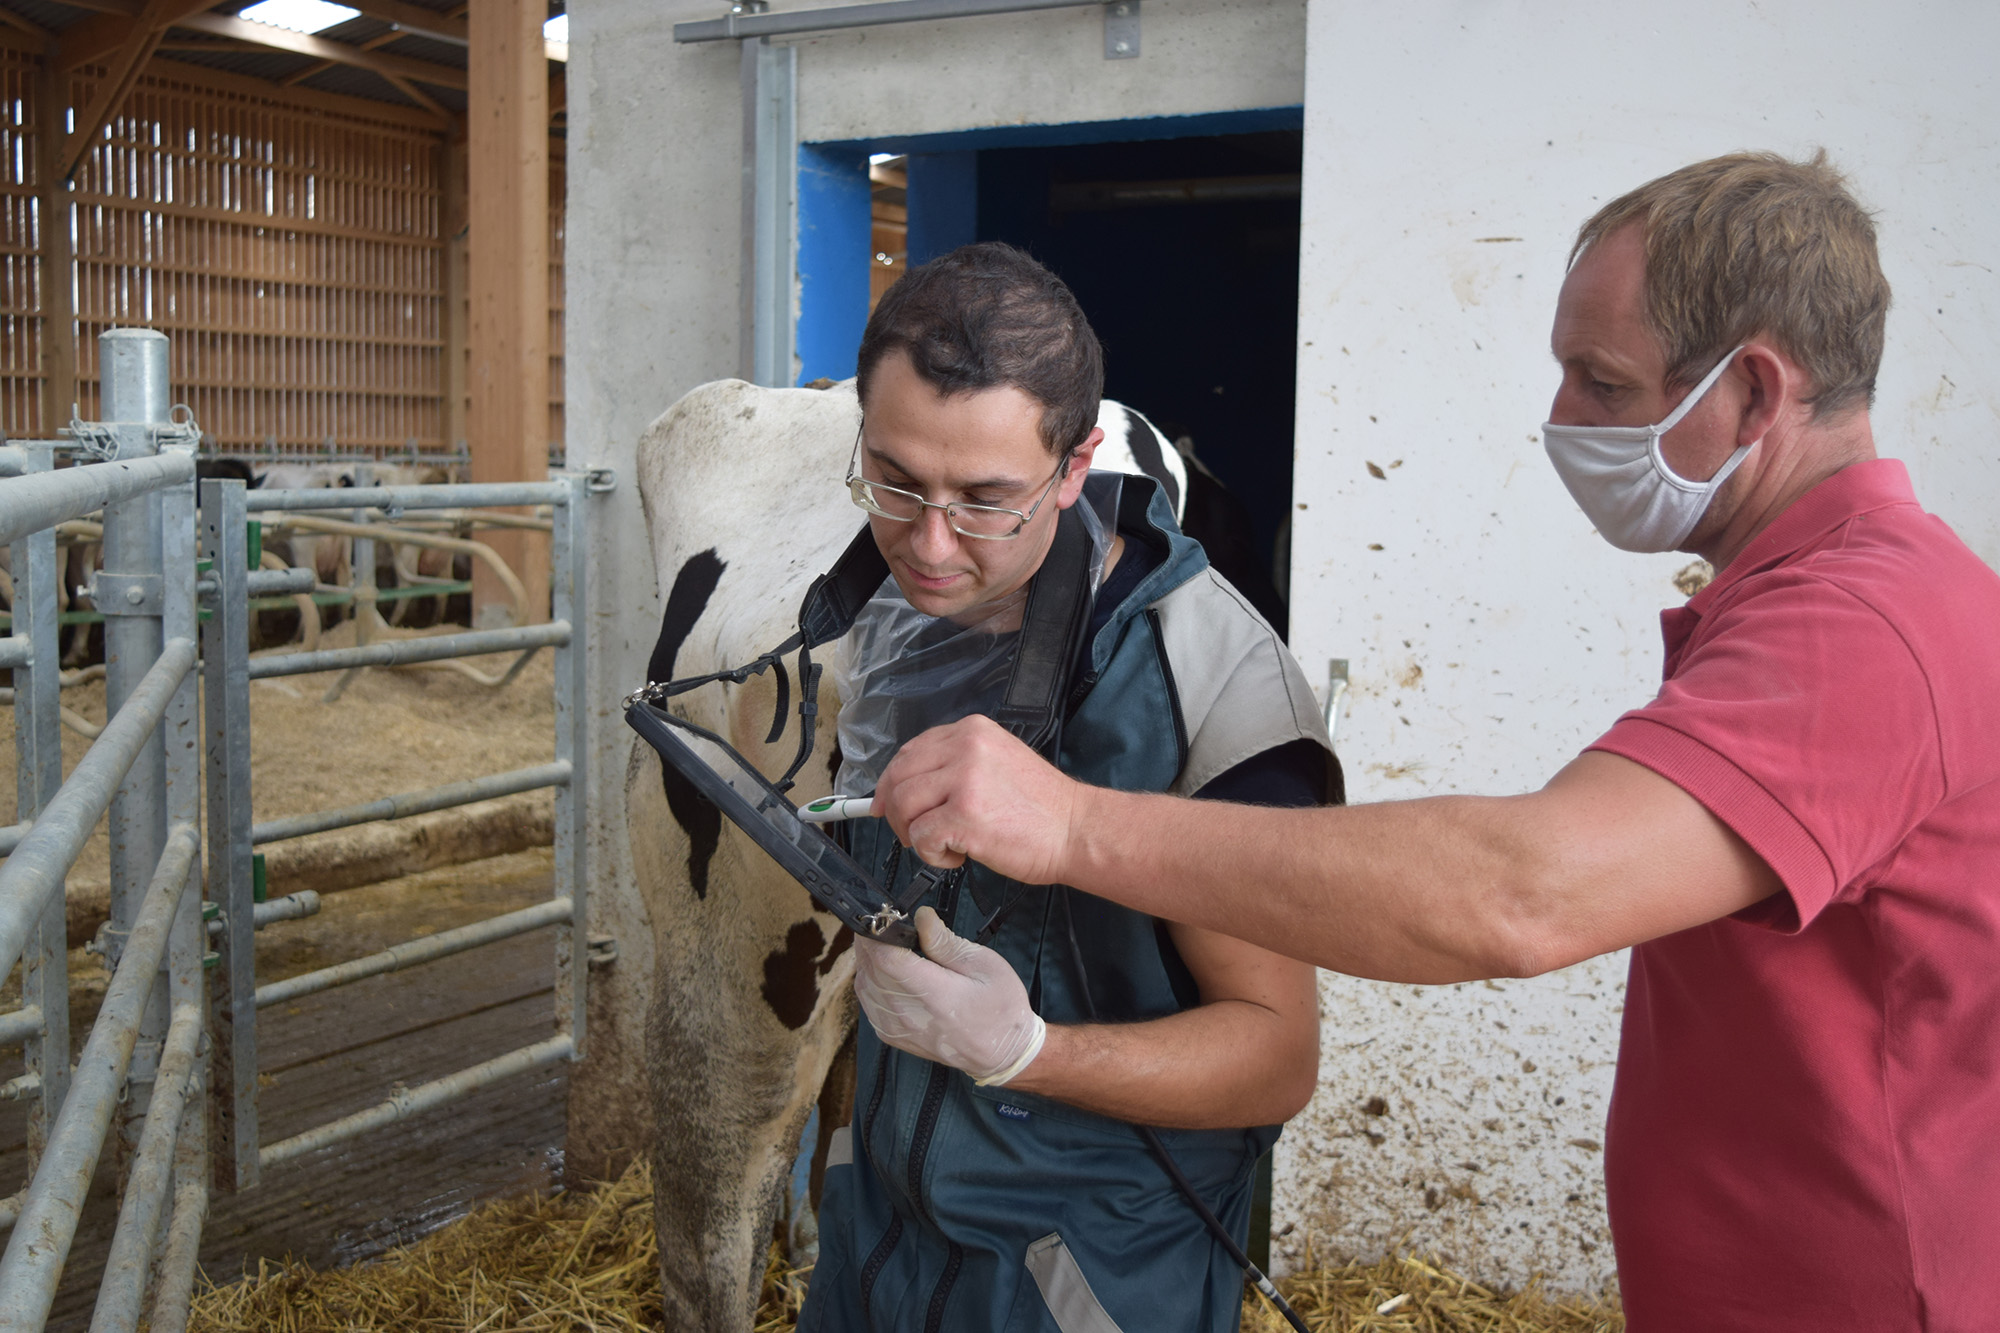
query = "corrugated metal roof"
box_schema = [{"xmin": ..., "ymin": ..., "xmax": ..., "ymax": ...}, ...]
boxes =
[
  {"xmin": 380, "ymin": 32, "xmax": 466, "ymax": 69},
  {"xmin": 0, "ymin": 1, "xmax": 561, "ymax": 114},
  {"xmin": 302, "ymin": 60, "xmax": 466, "ymax": 114},
  {"xmin": 7, "ymin": 0, "xmax": 95, "ymax": 31}
]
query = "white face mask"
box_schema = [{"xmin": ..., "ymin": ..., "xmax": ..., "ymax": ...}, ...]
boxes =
[{"xmin": 1542, "ymin": 346, "xmax": 1755, "ymax": 553}]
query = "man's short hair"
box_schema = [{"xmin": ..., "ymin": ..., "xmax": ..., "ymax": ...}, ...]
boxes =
[
  {"xmin": 856, "ymin": 242, "xmax": 1103, "ymax": 455},
  {"xmin": 1572, "ymin": 150, "xmax": 1891, "ymax": 418}
]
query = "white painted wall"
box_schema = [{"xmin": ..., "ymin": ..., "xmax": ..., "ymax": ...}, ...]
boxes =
[
  {"xmin": 1283, "ymin": 0, "xmax": 2000, "ymax": 1297},
  {"xmin": 564, "ymin": 0, "xmax": 1307, "ymax": 1176},
  {"xmin": 789, "ymin": 0, "xmax": 1306, "ymax": 142}
]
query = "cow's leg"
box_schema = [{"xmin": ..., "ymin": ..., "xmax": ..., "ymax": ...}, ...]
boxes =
[
  {"xmin": 808, "ymin": 1027, "xmax": 858, "ymax": 1215},
  {"xmin": 632, "ymin": 742, "xmax": 855, "ymax": 1331},
  {"xmin": 60, "ymin": 543, "xmax": 94, "ymax": 668}
]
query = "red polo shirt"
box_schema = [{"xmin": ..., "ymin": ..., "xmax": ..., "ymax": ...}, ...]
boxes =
[{"xmin": 1587, "ymin": 459, "xmax": 2000, "ymax": 1332}]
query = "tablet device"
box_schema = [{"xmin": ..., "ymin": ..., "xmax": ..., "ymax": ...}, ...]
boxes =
[{"xmin": 627, "ymin": 699, "xmax": 924, "ymax": 948}]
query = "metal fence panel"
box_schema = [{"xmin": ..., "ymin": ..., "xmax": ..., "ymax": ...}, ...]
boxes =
[
  {"xmin": 200, "ymin": 478, "xmax": 260, "ymax": 1194},
  {"xmin": 8, "ymin": 444, "xmax": 70, "ymax": 1161},
  {"xmin": 1, "ymin": 328, "xmax": 598, "ymax": 1328}
]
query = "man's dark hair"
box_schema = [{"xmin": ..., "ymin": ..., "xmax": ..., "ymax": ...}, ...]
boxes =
[{"xmin": 856, "ymin": 242, "xmax": 1104, "ymax": 455}]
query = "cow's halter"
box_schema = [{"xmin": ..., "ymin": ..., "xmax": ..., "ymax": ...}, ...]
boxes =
[{"xmin": 623, "ymin": 504, "xmax": 1097, "ymax": 949}]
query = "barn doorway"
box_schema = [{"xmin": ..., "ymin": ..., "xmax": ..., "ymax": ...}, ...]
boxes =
[
  {"xmin": 787, "ymin": 112, "xmax": 1305, "ymax": 1264},
  {"xmin": 799, "ymin": 112, "xmax": 1304, "ymax": 633}
]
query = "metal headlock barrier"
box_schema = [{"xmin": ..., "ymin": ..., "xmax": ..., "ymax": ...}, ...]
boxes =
[{"xmin": 0, "ymin": 329, "xmax": 596, "ymax": 1331}]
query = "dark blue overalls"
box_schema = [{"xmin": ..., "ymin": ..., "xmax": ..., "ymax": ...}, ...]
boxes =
[{"xmin": 800, "ymin": 481, "xmax": 1294, "ymax": 1333}]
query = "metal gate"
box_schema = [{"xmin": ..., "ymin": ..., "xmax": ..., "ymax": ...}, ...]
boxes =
[{"xmin": 0, "ymin": 329, "xmax": 597, "ymax": 1330}]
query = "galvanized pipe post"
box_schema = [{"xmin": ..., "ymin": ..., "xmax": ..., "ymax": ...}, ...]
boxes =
[
  {"xmin": 551, "ymin": 473, "xmax": 590, "ymax": 1055},
  {"xmin": 0, "ymin": 454, "xmax": 196, "ymax": 550},
  {"xmin": 248, "ymin": 761, "xmax": 570, "ymax": 846},
  {"xmin": 740, "ymin": 35, "xmax": 797, "ymax": 387},
  {"xmin": 324, "ymin": 463, "xmax": 375, "ymax": 702},
  {"xmin": 89, "ymin": 1002, "xmax": 201, "ymax": 1333},
  {"xmin": 352, "ymin": 461, "xmax": 376, "ymax": 642},
  {"xmin": 8, "ymin": 443, "xmax": 72, "ymax": 1162},
  {"xmin": 155, "ymin": 438, "xmax": 208, "ymax": 1295},
  {"xmin": 253, "ymin": 897, "xmax": 573, "ymax": 1010},
  {"xmin": 0, "ymin": 641, "xmax": 197, "ymax": 986},
  {"xmin": 243, "ymin": 480, "xmax": 570, "ymax": 512},
  {"xmin": 200, "ymin": 478, "xmax": 260, "ymax": 1192},
  {"xmin": 0, "ymin": 824, "xmax": 199, "ymax": 1332},
  {"xmin": 146, "ymin": 1106, "xmax": 209, "ymax": 1333},
  {"xmin": 245, "ymin": 621, "xmax": 570, "ymax": 680},
  {"xmin": 97, "ymin": 329, "xmax": 174, "ymax": 1161}
]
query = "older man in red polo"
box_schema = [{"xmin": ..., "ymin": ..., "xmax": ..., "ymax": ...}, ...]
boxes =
[{"xmin": 846, "ymin": 152, "xmax": 2000, "ymax": 1331}]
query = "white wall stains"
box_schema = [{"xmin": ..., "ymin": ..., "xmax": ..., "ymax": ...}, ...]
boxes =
[
  {"xmin": 1278, "ymin": 971, "xmax": 1622, "ymax": 1280},
  {"xmin": 790, "ymin": 0, "xmax": 1306, "ymax": 143},
  {"xmin": 1283, "ymin": 0, "xmax": 2000, "ymax": 1299}
]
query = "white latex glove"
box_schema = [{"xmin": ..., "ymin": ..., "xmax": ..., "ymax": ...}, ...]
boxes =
[{"xmin": 852, "ymin": 906, "xmax": 1047, "ymax": 1087}]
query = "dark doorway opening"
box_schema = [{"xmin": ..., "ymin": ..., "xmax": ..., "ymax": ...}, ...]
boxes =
[{"xmin": 972, "ymin": 131, "xmax": 1303, "ymax": 629}]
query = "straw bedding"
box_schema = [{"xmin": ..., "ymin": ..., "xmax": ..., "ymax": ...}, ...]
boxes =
[{"xmin": 187, "ymin": 1158, "xmax": 1623, "ymax": 1332}]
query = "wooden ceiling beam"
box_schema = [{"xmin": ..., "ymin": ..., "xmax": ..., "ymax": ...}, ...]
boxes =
[
  {"xmin": 0, "ymin": 8, "xmax": 48, "ymax": 38},
  {"xmin": 160, "ymin": 46, "xmax": 451, "ymax": 130},
  {"xmin": 40, "ymin": 0, "xmax": 140, "ymax": 15},
  {"xmin": 173, "ymin": 12, "xmax": 468, "ymax": 90},
  {"xmin": 58, "ymin": 0, "xmax": 180, "ymax": 178},
  {"xmin": 53, "ymin": 0, "xmax": 469, "ymax": 44},
  {"xmin": 379, "ymin": 69, "xmax": 447, "ymax": 117},
  {"xmin": 55, "ymin": 0, "xmax": 211, "ymax": 71},
  {"xmin": 343, "ymin": 1, "xmax": 468, "ymax": 46},
  {"xmin": 278, "ymin": 25, "xmax": 402, "ymax": 88}
]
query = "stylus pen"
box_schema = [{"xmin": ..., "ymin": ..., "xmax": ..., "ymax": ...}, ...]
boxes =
[{"xmin": 800, "ymin": 795, "xmax": 876, "ymax": 824}]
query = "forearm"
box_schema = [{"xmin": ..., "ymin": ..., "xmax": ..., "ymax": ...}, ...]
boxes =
[
  {"xmin": 883, "ymin": 722, "xmax": 1780, "ymax": 981},
  {"xmin": 1060, "ymin": 787, "xmax": 1553, "ymax": 982},
  {"xmin": 1005, "ymin": 1000, "xmax": 1318, "ymax": 1129}
]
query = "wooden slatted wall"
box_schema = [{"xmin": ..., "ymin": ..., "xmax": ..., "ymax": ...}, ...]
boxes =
[
  {"xmin": 1, "ymin": 47, "xmax": 564, "ymax": 459},
  {"xmin": 1, "ymin": 47, "xmax": 48, "ymax": 437}
]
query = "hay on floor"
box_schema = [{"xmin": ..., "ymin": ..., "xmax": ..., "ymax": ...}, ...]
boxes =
[
  {"xmin": 188, "ymin": 1158, "xmax": 1621, "ymax": 1332},
  {"xmin": 1242, "ymin": 1249, "xmax": 1623, "ymax": 1332}
]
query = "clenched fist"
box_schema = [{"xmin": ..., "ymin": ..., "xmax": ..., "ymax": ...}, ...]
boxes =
[{"xmin": 872, "ymin": 715, "xmax": 1082, "ymax": 887}]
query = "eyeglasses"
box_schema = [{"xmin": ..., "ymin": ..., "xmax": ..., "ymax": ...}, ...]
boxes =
[{"xmin": 844, "ymin": 426, "xmax": 1073, "ymax": 540}]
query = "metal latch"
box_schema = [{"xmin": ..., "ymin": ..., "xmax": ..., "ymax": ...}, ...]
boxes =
[
  {"xmin": 1325, "ymin": 658, "xmax": 1350, "ymax": 745},
  {"xmin": 86, "ymin": 922, "xmax": 131, "ymax": 969},
  {"xmin": 587, "ymin": 933, "xmax": 619, "ymax": 969},
  {"xmin": 90, "ymin": 571, "xmax": 163, "ymax": 617},
  {"xmin": 63, "ymin": 405, "xmax": 205, "ymax": 461},
  {"xmin": 585, "ymin": 467, "xmax": 618, "ymax": 494}
]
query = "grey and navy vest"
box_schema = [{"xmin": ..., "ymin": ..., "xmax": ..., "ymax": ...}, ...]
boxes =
[{"xmin": 801, "ymin": 476, "xmax": 1330, "ymax": 1333}]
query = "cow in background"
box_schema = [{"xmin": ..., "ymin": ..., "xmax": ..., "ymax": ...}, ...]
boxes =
[
  {"xmin": 628, "ymin": 379, "xmax": 1219, "ymax": 1329},
  {"xmin": 52, "ymin": 457, "xmax": 267, "ymax": 667},
  {"xmin": 253, "ymin": 461, "xmax": 461, "ymax": 631}
]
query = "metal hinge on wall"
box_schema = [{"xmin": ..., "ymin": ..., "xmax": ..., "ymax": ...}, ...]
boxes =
[{"xmin": 1104, "ymin": 0, "xmax": 1139, "ymax": 59}]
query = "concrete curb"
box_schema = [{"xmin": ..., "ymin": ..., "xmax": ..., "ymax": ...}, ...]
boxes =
[{"xmin": 66, "ymin": 791, "xmax": 555, "ymax": 949}]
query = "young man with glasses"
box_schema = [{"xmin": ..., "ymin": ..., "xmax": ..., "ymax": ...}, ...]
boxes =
[{"xmin": 799, "ymin": 243, "xmax": 1338, "ymax": 1333}]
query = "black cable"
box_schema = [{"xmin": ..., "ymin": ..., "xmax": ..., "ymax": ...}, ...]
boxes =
[{"xmin": 1058, "ymin": 889, "xmax": 1312, "ymax": 1333}]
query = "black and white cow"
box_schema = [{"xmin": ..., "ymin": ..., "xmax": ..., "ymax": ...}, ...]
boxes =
[{"xmin": 628, "ymin": 377, "xmax": 1274, "ymax": 1329}]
